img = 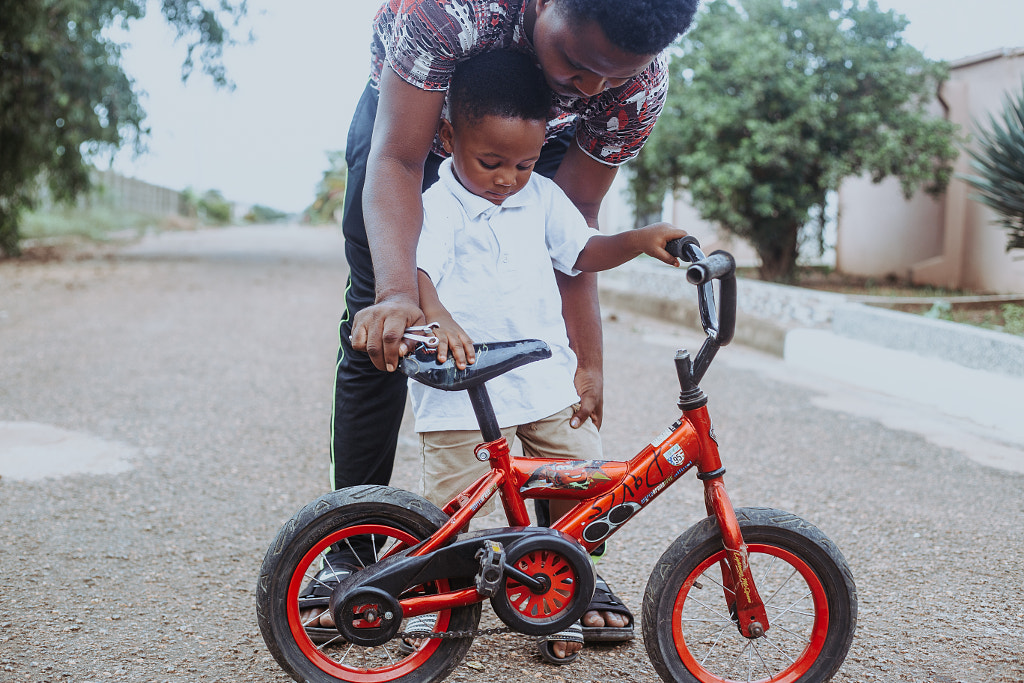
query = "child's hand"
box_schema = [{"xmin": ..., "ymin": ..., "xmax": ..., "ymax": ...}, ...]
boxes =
[
  {"xmin": 432, "ymin": 316, "xmax": 476, "ymax": 370},
  {"xmin": 638, "ymin": 222, "xmax": 689, "ymax": 266}
]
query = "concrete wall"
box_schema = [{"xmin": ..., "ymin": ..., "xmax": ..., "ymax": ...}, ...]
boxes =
[{"xmin": 836, "ymin": 48, "xmax": 1024, "ymax": 293}]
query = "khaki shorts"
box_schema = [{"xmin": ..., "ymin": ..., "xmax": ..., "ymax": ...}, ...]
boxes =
[{"xmin": 419, "ymin": 404, "xmax": 602, "ymax": 514}]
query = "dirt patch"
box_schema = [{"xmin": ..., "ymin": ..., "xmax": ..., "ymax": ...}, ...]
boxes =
[{"xmin": 740, "ymin": 266, "xmax": 1024, "ymax": 336}]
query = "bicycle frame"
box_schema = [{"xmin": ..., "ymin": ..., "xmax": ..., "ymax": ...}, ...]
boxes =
[{"xmin": 395, "ymin": 238, "xmax": 769, "ymax": 639}]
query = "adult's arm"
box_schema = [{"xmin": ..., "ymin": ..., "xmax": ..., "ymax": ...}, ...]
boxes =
[
  {"xmin": 349, "ymin": 67, "xmax": 447, "ymax": 372},
  {"xmin": 552, "ymin": 141, "xmax": 619, "ymax": 430}
]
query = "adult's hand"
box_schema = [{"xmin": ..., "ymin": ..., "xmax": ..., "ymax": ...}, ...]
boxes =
[
  {"xmin": 350, "ymin": 296, "xmax": 425, "ymax": 372},
  {"xmin": 571, "ymin": 363, "xmax": 604, "ymax": 430}
]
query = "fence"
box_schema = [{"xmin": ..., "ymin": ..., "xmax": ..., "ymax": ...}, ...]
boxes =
[{"xmin": 84, "ymin": 169, "xmax": 186, "ymax": 217}]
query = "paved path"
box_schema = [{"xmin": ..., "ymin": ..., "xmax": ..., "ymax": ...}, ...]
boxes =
[{"xmin": 1, "ymin": 225, "xmax": 1020, "ymax": 682}]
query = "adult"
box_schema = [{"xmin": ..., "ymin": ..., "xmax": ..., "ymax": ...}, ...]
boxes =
[{"xmin": 327, "ymin": 0, "xmax": 700, "ymax": 661}]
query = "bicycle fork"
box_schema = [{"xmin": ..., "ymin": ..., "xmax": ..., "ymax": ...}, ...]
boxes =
[{"xmin": 689, "ymin": 406, "xmax": 770, "ymax": 639}]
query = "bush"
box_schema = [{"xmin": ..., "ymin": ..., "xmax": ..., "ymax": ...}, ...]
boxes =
[
  {"xmin": 963, "ymin": 80, "xmax": 1024, "ymax": 251},
  {"xmin": 198, "ymin": 189, "xmax": 232, "ymax": 225}
]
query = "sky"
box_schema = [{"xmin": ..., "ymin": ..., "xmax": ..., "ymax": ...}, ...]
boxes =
[{"xmin": 109, "ymin": 0, "xmax": 1024, "ymax": 214}]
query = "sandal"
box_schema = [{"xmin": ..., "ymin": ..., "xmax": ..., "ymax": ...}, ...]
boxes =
[
  {"xmin": 537, "ymin": 621, "xmax": 583, "ymax": 665},
  {"xmin": 398, "ymin": 613, "xmax": 437, "ymax": 654},
  {"xmin": 298, "ymin": 563, "xmax": 356, "ymax": 644},
  {"xmin": 582, "ymin": 574, "xmax": 634, "ymax": 642}
]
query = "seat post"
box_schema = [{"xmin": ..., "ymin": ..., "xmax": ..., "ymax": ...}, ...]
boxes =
[{"xmin": 467, "ymin": 385, "xmax": 502, "ymax": 442}]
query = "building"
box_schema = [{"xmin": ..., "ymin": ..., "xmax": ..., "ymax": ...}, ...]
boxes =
[{"xmin": 837, "ymin": 47, "xmax": 1024, "ymax": 293}]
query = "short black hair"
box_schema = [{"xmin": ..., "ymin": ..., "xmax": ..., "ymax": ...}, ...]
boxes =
[
  {"xmin": 448, "ymin": 50, "xmax": 552, "ymax": 127},
  {"xmin": 561, "ymin": 0, "xmax": 700, "ymax": 55}
]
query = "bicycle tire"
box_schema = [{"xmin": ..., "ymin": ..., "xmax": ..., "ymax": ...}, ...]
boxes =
[
  {"xmin": 256, "ymin": 485, "xmax": 482, "ymax": 683},
  {"xmin": 642, "ymin": 507, "xmax": 857, "ymax": 683}
]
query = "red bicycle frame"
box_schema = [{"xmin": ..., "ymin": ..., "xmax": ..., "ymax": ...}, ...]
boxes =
[{"xmin": 399, "ymin": 238, "xmax": 768, "ymax": 637}]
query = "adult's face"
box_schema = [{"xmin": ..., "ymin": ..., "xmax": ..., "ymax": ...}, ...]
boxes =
[{"xmin": 530, "ymin": 0, "xmax": 656, "ymax": 98}]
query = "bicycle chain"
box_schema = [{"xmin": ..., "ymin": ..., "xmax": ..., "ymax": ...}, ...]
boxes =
[{"xmin": 395, "ymin": 625, "xmax": 512, "ymax": 640}]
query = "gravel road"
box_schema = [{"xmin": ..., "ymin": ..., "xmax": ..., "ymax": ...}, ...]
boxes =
[{"xmin": 1, "ymin": 226, "xmax": 1021, "ymax": 683}]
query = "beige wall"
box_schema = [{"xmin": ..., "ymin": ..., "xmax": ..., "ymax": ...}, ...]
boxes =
[{"xmin": 836, "ymin": 48, "xmax": 1024, "ymax": 293}]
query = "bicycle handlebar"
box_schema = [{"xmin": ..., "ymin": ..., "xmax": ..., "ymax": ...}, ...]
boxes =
[{"xmin": 665, "ymin": 237, "xmax": 737, "ymax": 347}]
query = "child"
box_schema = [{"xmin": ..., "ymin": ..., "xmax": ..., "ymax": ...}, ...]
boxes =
[{"xmin": 409, "ymin": 49, "xmax": 687, "ymax": 662}]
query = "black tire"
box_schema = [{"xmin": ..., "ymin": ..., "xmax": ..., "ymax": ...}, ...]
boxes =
[
  {"xmin": 256, "ymin": 485, "xmax": 482, "ymax": 683},
  {"xmin": 642, "ymin": 507, "xmax": 857, "ymax": 683}
]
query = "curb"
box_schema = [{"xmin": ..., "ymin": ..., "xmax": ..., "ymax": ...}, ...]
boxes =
[{"xmin": 598, "ymin": 260, "xmax": 1024, "ymax": 378}]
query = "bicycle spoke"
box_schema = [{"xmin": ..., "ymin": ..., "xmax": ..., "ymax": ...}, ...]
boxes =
[
  {"xmin": 301, "ymin": 609, "xmax": 330, "ymax": 627},
  {"xmin": 764, "ymin": 620, "xmax": 807, "ymax": 640},
  {"xmin": 759, "ymin": 631, "xmax": 798, "ymax": 665},
  {"xmin": 698, "ymin": 622, "xmax": 733, "ymax": 666},
  {"xmin": 317, "ymin": 633, "xmax": 347, "ymax": 650},
  {"xmin": 337, "ymin": 642, "xmax": 357, "ymax": 664},
  {"xmin": 756, "ymin": 555, "xmax": 779, "ymax": 592},
  {"xmin": 771, "ymin": 589, "xmax": 814, "ymax": 620},
  {"xmin": 689, "ymin": 596, "xmax": 735, "ymax": 623},
  {"xmin": 750, "ymin": 639, "xmax": 776, "ymax": 680},
  {"xmin": 343, "ymin": 537, "xmax": 368, "ymax": 569},
  {"xmin": 761, "ymin": 565, "xmax": 798, "ymax": 607},
  {"xmin": 697, "ymin": 568, "xmax": 736, "ymax": 598}
]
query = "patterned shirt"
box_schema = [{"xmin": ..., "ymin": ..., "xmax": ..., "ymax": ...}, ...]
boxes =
[{"xmin": 368, "ymin": 0, "xmax": 668, "ymax": 166}]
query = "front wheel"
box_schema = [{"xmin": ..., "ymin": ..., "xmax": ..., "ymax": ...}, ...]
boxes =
[
  {"xmin": 643, "ymin": 507, "xmax": 857, "ymax": 683},
  {"xmin": 256, "ymin": 485, "xmax": 482, "ymax": 683}
]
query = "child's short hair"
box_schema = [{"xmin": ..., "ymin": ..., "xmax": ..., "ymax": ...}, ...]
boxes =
[{"xmin": 448, "ymin": 50, "xmax": 552, "ymax": 127}]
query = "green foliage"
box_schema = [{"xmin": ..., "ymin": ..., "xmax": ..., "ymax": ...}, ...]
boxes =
[
  {"xmin": 0, "ymin": 0, "xmax": 247, "ymax": 257},
  {"xmin": 962, "ymin": 81, "xmax": 1024, "ymax": 252},
  {"xmin": 245, "ymin": 204, "xmax": 289, "ymax": 224},
  {"xmin": 22, "ymin": 205, "xmax": 158, "ymax": 242},
  {"xmin": 198, "ymin": 189, "xmax": 232, "ymax": 225},
  {"xmin": 306, "ymin": 151, "xmax": 347, "ymax": 225},
  {"xmin": 1003, "ymin": 304, "xmax": 1024, "ymax": 335},
  {"xmin": 629, "ymin": 0, "xmax": 958, "ymax": 280}
]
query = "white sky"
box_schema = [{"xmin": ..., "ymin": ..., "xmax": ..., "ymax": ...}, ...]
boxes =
[{"xmin": 110, "ymin": 0, "xmax": 1024, "ymax": 213}]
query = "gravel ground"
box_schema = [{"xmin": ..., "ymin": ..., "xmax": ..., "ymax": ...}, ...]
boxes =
[{"xmin": 1, "ymin": 226, "xmax": 1021, "ymax": 683}]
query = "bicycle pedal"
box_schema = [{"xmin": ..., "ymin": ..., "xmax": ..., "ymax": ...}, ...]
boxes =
[{"xmin": 474, "ymin": 541, "xmax": 505, "ymax": 597}]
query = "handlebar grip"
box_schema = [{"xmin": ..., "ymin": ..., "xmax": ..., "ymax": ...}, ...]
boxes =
[
  {"xmin": 685, "ymin": 252, "xmax": 736, "ymax": 285},
  {"xmin": 666, "ymin": 235, "xmax": 702, "ymax": 261}
]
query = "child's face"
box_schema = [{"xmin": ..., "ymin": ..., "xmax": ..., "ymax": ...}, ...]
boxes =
[{"xmin": 439, "ymin": 114, "xmax": 546, "ymax": 205}]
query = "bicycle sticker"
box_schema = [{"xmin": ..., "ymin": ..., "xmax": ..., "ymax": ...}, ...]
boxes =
[
  {"xmin": 520, "ymin": 461, "xmax": 614, "ymax": 493},
  {"xmin": 662, "ymin": 443, "xmax": 685, "ymax": 467},
  {"xmin": 650, "ymin": 420, "xmax": 681, "ymax": 448}
]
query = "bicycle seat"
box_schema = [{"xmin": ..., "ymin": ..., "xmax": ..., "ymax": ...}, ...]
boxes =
[{"xmin": 399, "ymin": 339, "xmax": 551, "ymax": 392}]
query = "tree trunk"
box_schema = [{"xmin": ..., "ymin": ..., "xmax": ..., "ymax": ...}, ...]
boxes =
[{"xmin": 753, "ymin": 221, "xmax": 800, "ymax": 282}]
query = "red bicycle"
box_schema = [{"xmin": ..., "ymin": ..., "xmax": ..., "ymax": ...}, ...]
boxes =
[{"xmin": 256, "ymin": 237, "xmax": 857, "ymax": 683}]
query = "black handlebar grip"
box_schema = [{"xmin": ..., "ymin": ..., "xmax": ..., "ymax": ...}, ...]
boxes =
[
  {"xmin": 666, "ymin": 235, "xmax": 701, "ymax": 260},
  {"xmin": 716, "ymin": 272, "xmax": 736, "ymax": 346},
  {"xmin": 686, "ymin": 252, "xmax": 736, "ymax": 285}
]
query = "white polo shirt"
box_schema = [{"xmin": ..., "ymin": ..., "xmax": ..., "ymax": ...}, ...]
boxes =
[{"xmin": 411, "ymin": 157, "xmax": 600, "ymax": 433}]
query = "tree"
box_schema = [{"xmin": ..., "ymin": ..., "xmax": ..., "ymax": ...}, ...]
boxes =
[
  {"xmin": 962, "ymin": 80, "xmax": 1024, "ymax": 252},
  {"xmin": 0, "ymin": 0, "xmax": 247, "ymax": 257},
  {"xmin": 306, "ymin": 150, "xmax": 347, "ymax": 225},
  {"xmin": 628, "ymin": 0, "xmax": 958, "ymax": 280}
]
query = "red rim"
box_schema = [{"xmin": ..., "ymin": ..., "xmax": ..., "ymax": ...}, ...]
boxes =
[
  {"xmin": 671, "ymin": 543, "xmax": 830, "ymax": 683},
  {"xmin": 286, "ymin": 524, "xmax": 452, "ymax": 682},
  {"xmin": 505, "ymin": 549, "xmax": 578, "ymax": 623}
]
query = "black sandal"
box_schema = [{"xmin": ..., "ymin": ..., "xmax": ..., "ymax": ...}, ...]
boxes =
[
  {"xmin": 537, "ymin": 621, "xmax": 583, "ymax": 665},
  {"xmin": 297, "ymin": 564, "xmax": 355, "ymax": 644},
  {"xmin": 582, "ymin": 575, "xmax": 634, "ymax": 642}
]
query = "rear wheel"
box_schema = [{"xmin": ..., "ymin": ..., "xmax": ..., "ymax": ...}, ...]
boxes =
[
  {"xmin": 256, "ymin": 485, "xmax": 481, "ymax": 683},
  {"xmin": 642, "ymin": 507, "xmax": 857, "ymax": 683}
]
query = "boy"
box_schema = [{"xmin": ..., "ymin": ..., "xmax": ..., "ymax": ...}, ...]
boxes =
[{"xmin": 410, "ymin": 50, "xmax": 687, "ymax": 662}]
